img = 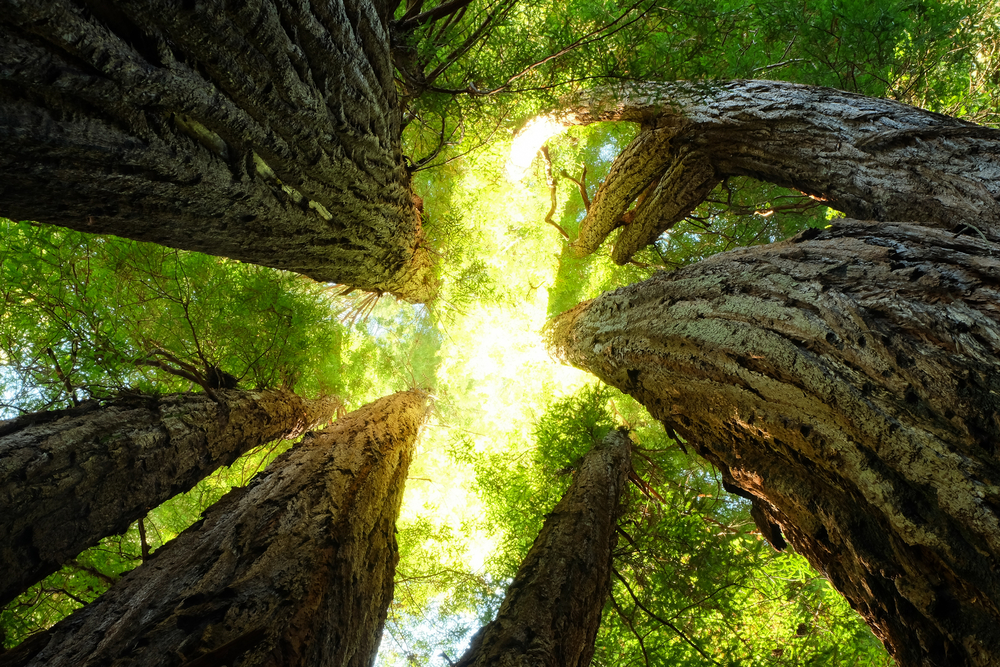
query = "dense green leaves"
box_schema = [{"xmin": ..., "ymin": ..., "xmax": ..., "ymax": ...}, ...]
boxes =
[{"xmin": 0, "ymin": 220, "xmax": 351, "ymax": 411}]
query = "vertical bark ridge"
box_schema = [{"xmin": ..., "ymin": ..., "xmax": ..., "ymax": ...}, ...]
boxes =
[
  {"xmin": 0, "ymin": 390, "xmax": 428, "ymax": 667},
  {"xmin": 548, "ymin": 220, "xmax": 1000, "ymax": 667},
  {"xmin": 455, "ymin": 429, "xmax": 631, "ymax": 667},
  {"xmin": 0, "ymin": 1, "xmax": 436, "ymax": 301},
  {"xmin": 0, "ymin": 389, "xmax": 338, "ymax": 609}
]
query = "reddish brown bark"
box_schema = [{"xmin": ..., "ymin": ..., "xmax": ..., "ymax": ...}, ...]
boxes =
[
  {"xmin": 549, "ymin": 220, "xmax": 1000, "ymax": 667},
  {"xmin": 0, "ymin": 389, "xmax": 338, "ymax": 609},
  {"xmin": 455, "ymin": 429, "xmax": 631, "ymax": 667},
  {"xmin": 0, "ymin": 390, "xmax": 428, "ymax": 667}
]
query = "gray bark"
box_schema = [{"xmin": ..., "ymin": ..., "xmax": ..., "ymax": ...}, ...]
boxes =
[
  {"xmin": 0, "ymin": 390, "xmax": 428, "ymax": 667},
  {"xmin": 555, "ymin": 80, "xmax": 1000, "ymax": 262},
  {"xmin": 548, "ymin": 219, "xmax": 1000, "ymax": 667},
  {"xmin": 455, "ymin": 429, "xmax": 631, "ymax": 667},
  {"xmin": 0, "ymin": 0, "xmax": 436, "ymax": 302},
  {"xmin": 0, "ymin": 389, "xmax": 338, "ymax": 609}
]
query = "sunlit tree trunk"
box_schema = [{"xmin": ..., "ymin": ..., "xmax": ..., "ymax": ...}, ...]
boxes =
[
  {"xmin": 0, "ymin": 389, "xmax": 338, "ymax": 609},
  {"xmin": 0, "ymin": 390, "xmax": 427, "ymax": 667},
  {"xmin": 549, "ymin": 220, "xmax": 1000, "ymax": 667},
  {"xmin": 455, "ymin": 429, "xmax": 631, "ymax": 667},
  {"xmin": 0, "ymin": 1, "xmax": 436, "ymax": 302},
  {"xmin": 550, "ymin": 80, "xmax": 1000, "ymax": 263}
]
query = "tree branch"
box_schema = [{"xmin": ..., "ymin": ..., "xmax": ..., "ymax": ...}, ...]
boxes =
[
  {"xmin": 396, "ymin": 0, "xmax": 477, "ymax": 31},
  {"xmin": 540, "ymin": 145, "xmax": 570, "ymax": 240},
  {"xmin": 612, "ymin": 566, "xmax": 721, "ymax": 666}
]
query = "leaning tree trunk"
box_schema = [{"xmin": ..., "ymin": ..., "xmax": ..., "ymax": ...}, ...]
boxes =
[
  {"xmin": 0, "ymin": 0, "xmax": 435, "ymax": 302},
  {"xmin": 0, "ymin": 390, "xmax": 427, "ymax": 667},
  {"xmin": 0, "ymin": 389, "xmax": 338, "ymax": 609},
  {"xmin": 548, "ymin": 219, "xmax": 1000, "ymax": 667},
  {"xmin": 534, "ymin": 80, "xmax": 1000, "ymax": 262},
  {"xmin": 455, "ymin": 429, "xmax": 631, "ymax": 667}
]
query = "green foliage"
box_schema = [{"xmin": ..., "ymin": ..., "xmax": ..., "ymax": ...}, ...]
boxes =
[
  {"xmin": 436, "ymin": 384, "xmax": 892, "ymax": 666},
  {"xmin": 0, "ymin": 220, "xmax": 361, "ymax": 412}
]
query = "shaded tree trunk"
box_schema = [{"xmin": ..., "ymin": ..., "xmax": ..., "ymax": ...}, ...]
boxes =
[
  {"xmin": 545, "ymin": 80, "xmax": 1000, "ymax": 262},
  {"xmin": 0, "ymin": 0, "xmax": 436, "ymax": 302},
  {"xmin": 455, "ymin": 429, "xmax": 631, "ymax": 667},
  {"xmin": 0, "ymin": 389, "xmax": 338, "ymax": 609},
  {"xmin": 0, "ymin": 390, "xmax": 427, "ymax": 667},
  {"xmin": 548, "ymin": 219, "xmax": 1000, "ymax": 667}
]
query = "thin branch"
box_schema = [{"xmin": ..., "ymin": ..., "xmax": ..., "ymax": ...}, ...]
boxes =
[
  {"xmin": 44, "ymin": 347, "xmax": 79, "ymax": 406},
  {"xmin": 396, "ymin": 0, "xmax": 477, "ymax": 31},
  {"xmin": 612, "ymin": 566, "xmax": 722, "ymax": 666},
  {"xmin": 560, "ymin": 166, "xmax": 591, "ymax": 210},
  {"xmin": 540, "ymin": 145, "xmax": 570, "ymax": 239},
  {"xmin": 609, "ymin": 588, "xmax": 651, "ymax": 667},
  {"xmin": 475, "ymin": 0, "xmax": 653, "ymax": 96},
  {"xmin": 422, "ymin": 4, "xmax": 506, "ymax": 90}
]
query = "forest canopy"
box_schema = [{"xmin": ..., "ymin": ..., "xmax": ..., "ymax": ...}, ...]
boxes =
[{"xmin": 2, "ymin": 0, "xmax": 999, "ymax": 665}]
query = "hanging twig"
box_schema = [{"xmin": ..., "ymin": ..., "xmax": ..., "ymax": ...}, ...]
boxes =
[
  {"xmin": 540, "ymin": 145, "xmax": 570, "ymax": 239},
  {"xmin": 560, "ymin": 165, "xmax": 591, "ymax": 211}
]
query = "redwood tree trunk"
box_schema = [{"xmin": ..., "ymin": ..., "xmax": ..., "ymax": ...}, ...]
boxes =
[
  {"xmin": 0, "ymin": 390, "xmax": 427, "ymax": 667},
  {"xmin": 548, "ymin": 220, "xmax": 1000, "ymax": 667},
  {"xmin": 0, "ymin": 0, "xmax": 435, "ymax": 302},
  {"xmin": 0, "ymin": 389, "xmax": 337, "ymax": 609},
  {"xmin": 455, "ymin": 429, "xmax": 631, "ymax": 667},
  {"xmin": 556, "ymin": 80, "xmax": 1000, "ymax": 262}
]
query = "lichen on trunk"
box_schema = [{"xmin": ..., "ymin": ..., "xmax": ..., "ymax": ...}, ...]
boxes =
[
  {"xmin": 548, "ymin": 220, "xmax": 1000, "ymax": 667},
  {"xmin": 0, "ymin": 0, "xmax": 436, "ymax": 302},
  {"xmin": 546, "ymin": 80, "xmax": 1000, "ymax": 262},
  {"xmin": 0, "ymin": 390, "xmax": 428, "ymax": 667}
]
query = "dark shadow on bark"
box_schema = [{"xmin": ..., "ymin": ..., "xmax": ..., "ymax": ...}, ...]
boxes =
[
  {"xmin": 0, "ymin": 390, "xmax": 426, "ymax": 667},
  {"xmin": 549, "ymin": 219, "xmax": 1000, "ymax": 667}
]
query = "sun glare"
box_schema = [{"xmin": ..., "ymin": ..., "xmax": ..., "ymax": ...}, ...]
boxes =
[{"xmin": 505, "ymin": 115, "xmax": 567, "ymax": 181}]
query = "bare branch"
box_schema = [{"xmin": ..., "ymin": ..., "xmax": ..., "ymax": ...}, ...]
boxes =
[
  {"xmin": 540, "ymin": 145, "xmax": 570, "ymax": 240},
  {"xmin": 396, "ymin": 0, "xmax": 477, "ymax": 31}
]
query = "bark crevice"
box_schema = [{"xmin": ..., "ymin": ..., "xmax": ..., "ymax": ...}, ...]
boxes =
[{"xmin": 548, "ymin": 219, "xmax": 1000, "ymax": 667}]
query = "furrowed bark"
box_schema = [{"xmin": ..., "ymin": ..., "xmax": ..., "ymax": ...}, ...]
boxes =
[
  {"xmin": 556, "ymin": 81, "xmax": 1000, "ymax": 261},
  {"xmin": 0, "ymin": 1, "xmax": 436, "ymax": 302},
  {"xmin": 455, "ymin": 429, "xmax": 631, "ymax": 667},
  {"xmin": 548, "ymin": 220, "xmax": 1000, "ymax": 667},
  {"xmin": 0, "ymin": 390, "xmax": 428, "ymax": 667},
  {"xmin": 0, "ymin": 389, "xmax": 338, "ymax": 609}
]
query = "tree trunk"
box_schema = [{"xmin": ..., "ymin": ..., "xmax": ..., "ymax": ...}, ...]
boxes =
[
  {"xmin": 0, "ymin": 389, "xmax": 338, "ymax": 609},
  {"xmin": 0, "ymin": 390, "xmax": 427, "ymax": 667},
  {"xmin": 548, "ymin": 219, "xmax": 1000, "ymax": 667},
  {"xmin": 0, "ymin": 0, "xmax": 436, "ymax": 302},
  {"xmin": 550, "ymin": 80, "xmax": 1000, "ymax": 262},
  {"xmin": 455, "ymin": 429, "xmax": 631, "ymax": 667}
]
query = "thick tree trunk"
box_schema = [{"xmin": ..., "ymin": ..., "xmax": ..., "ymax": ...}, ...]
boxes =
[
  {"xmin": 553, "ymin": 80, "xmax": 1000, "ymax": 262},
  {"xmin": 0, "ymin": 0, "xmax": 436, "ymax": 302},
  {"xmin": 548, "ymin": 219, "xmax": 1000, "ymax": 667},
  {"xmin": 0, "ymin": 389, "xmax": 337, "ymax": 609},
  {"xmin": 0, "ymin": 390, "xmax": 427, "ymax": 667},
  {"xmin": 455, "ymin": 429, "xmax": 631, "ymax": 667}
]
